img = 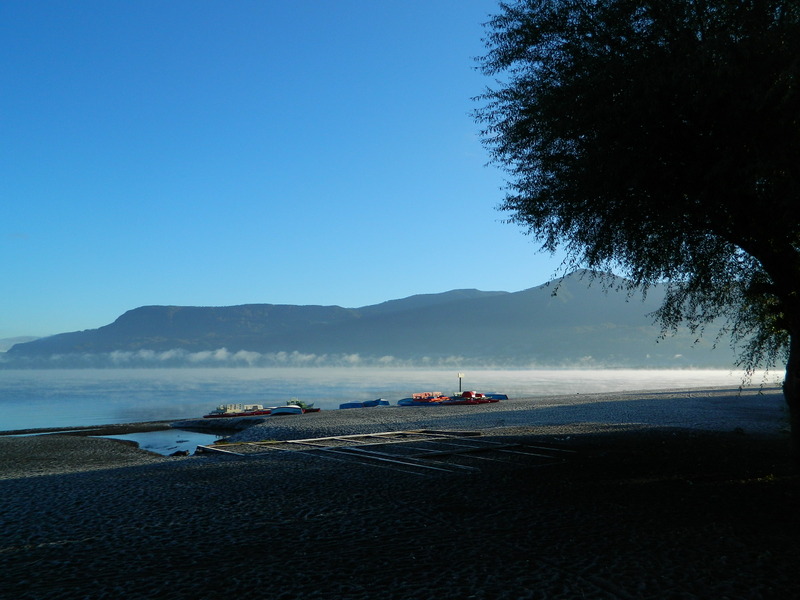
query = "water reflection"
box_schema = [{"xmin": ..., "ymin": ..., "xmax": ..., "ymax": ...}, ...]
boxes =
[{"xmin": 99, "ymin": 429, "xmax": 224, "ymax": 456}]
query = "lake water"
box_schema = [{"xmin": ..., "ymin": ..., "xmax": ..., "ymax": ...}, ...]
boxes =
[{"xmin": 1, "ymin": 367, "xmax": 782, "ymax": 433}]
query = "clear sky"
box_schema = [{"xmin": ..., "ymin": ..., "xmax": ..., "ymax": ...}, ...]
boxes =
[{"xmin": 1, "ymin": 0, "xmax": 566, "ymax": 339}]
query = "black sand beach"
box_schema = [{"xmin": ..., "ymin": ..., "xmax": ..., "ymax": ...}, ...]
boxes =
[{"xmin": 1, "ymin": 388, "xmax": 798, "ymax": 599}]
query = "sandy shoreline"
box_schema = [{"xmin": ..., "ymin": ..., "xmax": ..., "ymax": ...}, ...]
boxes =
[
  {"xmin": 218, "ymin": 384, "xmax": 791, "ymax": 443},
  {"xmin": 0, "ymin": 385, "xmax": 790, "ymax": 479},
  {"xmin": 1, "ymin": 387, "xmax": 798, "ymax": 598}
]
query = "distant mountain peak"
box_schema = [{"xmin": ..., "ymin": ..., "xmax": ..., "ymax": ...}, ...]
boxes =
[{"xmin": 357, "ymin": 288, "xmax": 508, "ymax": 316}]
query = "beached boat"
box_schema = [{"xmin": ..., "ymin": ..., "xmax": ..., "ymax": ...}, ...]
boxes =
[
  {"xmin": 362, "ymin": 398, "xmax": 390, "ymax": 407},
  {"xmin": 441, "ymin": 391, "xmax": 493, "ymax": 405},
  {"xmin": 203, "ymin": 399, "xmax": 318, "ymax": 418},
  {"xmin": 203, "ymin": 404, "xmax": 274, "ymax": 418},
  {"xmin": 396, "ymin": 398, "xmax": 422, "ymax": 406},
  {"xmin": 398, "ymin": 391, "xmax": 506, "ymax": 406},
  {"xmin": 397, "ymin": 392, "xmax": 450, "ymax": 406},
  {"xmin": 270, "ymin": 404, "xmax": 304, "ymax": 415},
  {"xmin": 440, "ymin": 397, "xmax": 485, "ymax": 405},
  {"xmin": 285, "ymin": 400, "xmax": 319, "ymax": 413},
  {"xmin": 339, "ymin": 398, "xmax": 390, "ymax": 409}
]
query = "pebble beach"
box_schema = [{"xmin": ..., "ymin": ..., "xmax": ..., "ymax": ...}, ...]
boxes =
[{"xmin": 1, "ymin": 387, "xmax": 798, "ymax": 599}]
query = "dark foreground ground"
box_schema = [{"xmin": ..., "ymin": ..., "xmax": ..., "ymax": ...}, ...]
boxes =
[{"xmin": 1, "ymin": 426, "xmax": 798, "ymax": 599}]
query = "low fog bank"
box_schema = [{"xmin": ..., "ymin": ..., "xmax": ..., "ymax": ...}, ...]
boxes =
[{"xmin": 1, "ymin": 346, "xmax": 747, "ymax": 370}]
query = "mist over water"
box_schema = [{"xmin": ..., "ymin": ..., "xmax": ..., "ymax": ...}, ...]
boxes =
[{"xmin": 0, "ymin": 367, "xmax": 783, "ymax": 431}]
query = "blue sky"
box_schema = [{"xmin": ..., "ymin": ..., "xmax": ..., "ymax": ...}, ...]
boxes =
[{"xmin": 1, "ymin": 0, "xmax": 566, "ymax": 339}]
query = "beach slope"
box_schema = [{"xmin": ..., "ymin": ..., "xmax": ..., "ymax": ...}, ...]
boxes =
[{"xmin": 1, "ymin": 387, "xmax": 797, "ymax": 599}]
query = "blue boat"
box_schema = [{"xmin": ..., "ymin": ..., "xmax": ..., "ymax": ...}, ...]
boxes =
[
  {"xmin": 339, "ymin": 398, "xmax": 390, "ymax": 409},
  {"xmin": 397, "ymin": 398, "xmax": 445, "ymax": 406},
  {"xmin": 362, "ymin": 398, "xmax": 390, "ymax": 407}
]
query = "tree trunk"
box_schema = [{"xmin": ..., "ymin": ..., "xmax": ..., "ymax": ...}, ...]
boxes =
[{"xmin": 784, "ymin": 332, "xmax": 800, "ymax": 463}]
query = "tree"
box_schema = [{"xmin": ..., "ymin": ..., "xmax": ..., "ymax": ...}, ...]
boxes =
[{"xmin": 475, "ymin": 0, "xmax": 800, "ymax": 447}]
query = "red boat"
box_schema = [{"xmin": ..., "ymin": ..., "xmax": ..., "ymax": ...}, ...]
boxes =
[
  {"xmin": 411, "ymin": 391, "xmax": 450, "ymax": 402},
  {"xmin": 441, "ymin": 391, "xmax": 501, "ymax": 405}
]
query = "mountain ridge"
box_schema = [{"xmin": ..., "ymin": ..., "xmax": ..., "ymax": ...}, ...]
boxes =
[{"xmin": 4, "ymin": 271, "xmax": 736, "ymax": 368}]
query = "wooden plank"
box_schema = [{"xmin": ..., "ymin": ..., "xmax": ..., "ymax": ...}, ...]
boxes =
[
  {"xmin": 413, "ymin": 430, "xmax": 483, "ymax": 437},
  {"xmin": 195, "ymin": 445, "xmax": 245, "ymax": 456},
  {"xmin": 301, "ymin": 447, "xmax": 431, "ymax": 476},
  {"xmin": 518, "ymin": 443, "xmax": 578, "ymax": 454},
  {"xmin": 204, "ymin": 430, "xmax": 483, "ymax": 450},
  {"xmin": 199, "ymin": 431, "xmax": 576, "ymax": 476},
  {"xmin": 339, "ymin": 446, "xmax": 480, "ymax": 472},
  {"xmin": 493, "ymin": 448, "xmax": 568, "ymax": 459},
  {"xmin": 318, "ymin": 447, "xmax": 472, "ymax": 473},
  {"xmin": 418, "ymin": 439, "xmax": 567, "ymax": 459},
  {"xmin": 406, "ymin": 443, "xmax": 523, "ymax": 458},
  {"xmin": 252, "ymin": 430, "xmax": 481, "ymax": 446},
  {"xmin": 415, "ymin": 438, "xmax": 576, "ymax": 458}
]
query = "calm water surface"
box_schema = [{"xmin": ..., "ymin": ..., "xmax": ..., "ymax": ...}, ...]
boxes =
[{"xmin": 0, "ymin": 367, "xmax": 780, "ymax": 432}]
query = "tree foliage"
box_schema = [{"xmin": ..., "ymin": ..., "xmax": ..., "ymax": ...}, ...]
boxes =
[{"xmin": 475, "ymin": 0, "xmax": 800, "ymax": 375}]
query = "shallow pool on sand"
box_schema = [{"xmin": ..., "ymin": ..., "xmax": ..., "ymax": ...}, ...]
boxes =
[{"xmin": 98, "ymin": 429, "xmax": 224, "ymax": 455}]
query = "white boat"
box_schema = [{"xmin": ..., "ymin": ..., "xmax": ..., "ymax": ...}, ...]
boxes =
[{"xmin": 203, "ymin": 404, "xmax": 272, "ymax": 418}]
